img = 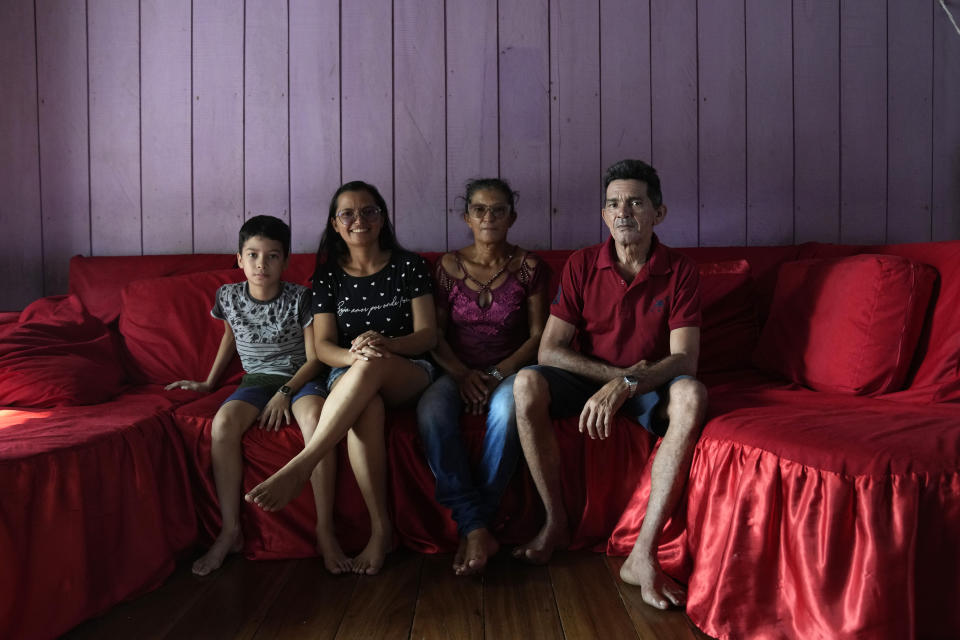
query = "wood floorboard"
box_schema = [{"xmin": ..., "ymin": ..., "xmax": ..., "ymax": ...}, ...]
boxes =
[
  {"xmin": 161, "ymin": 555, "xmax": 295, "ymax": 640},
  {"xmin": 60, "ymin": 550, "xmax": 712, "ymax": 639},
  {"xmin": 483, "ymin": 552, "xmax": 564, "ymax": 639},
  {"xmin": 549, "ymin": 551, "xmax": 640, "ymax": 639},
  {"xmin": 409, "ymin": 553, "xmax": 483, "ymax": 640},
  {"xmin": 333, "ymin": 549, "xmax": 422, "ymax": 639},
  {"xmin": 252, "ymin": 557, "xmax": 359, "ymax": 640},
  {"xmin": 605, "ymin": 555, "xmax": 714, "ymax": 640},
  {"xmin": 62, "ymin": 554, "xmax": 216, "ymax": 640}
]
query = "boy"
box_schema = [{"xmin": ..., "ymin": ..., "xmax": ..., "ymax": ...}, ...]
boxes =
[{"xmin": 167, "ymin": 215, "xmax": 327, "ymax": 576}]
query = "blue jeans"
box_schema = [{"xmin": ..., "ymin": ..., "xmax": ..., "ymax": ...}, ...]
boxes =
[{"xmin": 416, "ymin": 373, "xmax": 521, "ymax": 536}]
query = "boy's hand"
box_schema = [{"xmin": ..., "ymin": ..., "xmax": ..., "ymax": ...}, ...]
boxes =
[
  {"xmin": 166, "ymin": 380, "xmax": 212, "ymax": 393},
  {"xmin": 259, "ymin": 392, "xmax": 292, "ymax": 431}
]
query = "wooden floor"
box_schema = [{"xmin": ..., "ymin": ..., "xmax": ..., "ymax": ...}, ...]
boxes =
[{"xmin": 64, "ymin": 549, "xmax": 713, "ymax": 639}]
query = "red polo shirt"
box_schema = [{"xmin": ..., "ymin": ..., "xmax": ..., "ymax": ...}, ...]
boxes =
[{"xmin": 550, "ymin": 234, "xmax": 701, "ymax": 368}]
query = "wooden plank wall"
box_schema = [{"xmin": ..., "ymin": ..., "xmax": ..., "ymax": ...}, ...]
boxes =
[{"xmin": 2, "ymin": 0, "xmax": 959, "ymax": 309}]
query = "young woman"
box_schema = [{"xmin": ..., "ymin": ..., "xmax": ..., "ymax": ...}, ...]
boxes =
[
  {"xmin": 245, "ymin": 181, "xmax": 437, "ymax": 575},
  {"xmin": 417, "ymin": 178, "xmax": 550, "ymax": 576}
]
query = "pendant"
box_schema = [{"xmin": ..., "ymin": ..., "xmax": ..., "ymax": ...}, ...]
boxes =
[{"xmin": 477, "ymin": 288, "xmax": 492, "ymax": 309}]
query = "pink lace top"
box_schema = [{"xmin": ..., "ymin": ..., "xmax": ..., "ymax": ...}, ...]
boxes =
[{"xmin": 435, "ymin": 252, "xmax": 549, "ymax": 370}]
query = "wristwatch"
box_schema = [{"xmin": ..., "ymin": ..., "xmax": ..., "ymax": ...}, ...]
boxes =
[
  {"xmin": 486, "ymin": 367, "xmax": 505, "ymax": 382},
  {"xmin": 622, "ymin": 375, "xmax": 639, "ymax": 397},
  {"xmin": 278, "ymin": 385, "xmax": 293, "ymax": 397}
]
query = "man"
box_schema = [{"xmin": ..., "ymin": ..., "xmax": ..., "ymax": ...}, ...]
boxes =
[{"xmin": 511, "ymin": 159, "xmax": 707, "ymax": 610}]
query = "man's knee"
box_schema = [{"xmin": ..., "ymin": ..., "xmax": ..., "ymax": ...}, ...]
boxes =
[
  {"xmin": 666, "ymin": 378, "xmax": 707, "ymax": 434},
  {"xmin": 513, "ymin": 368, "xmax": 550, "ymax": 411}
]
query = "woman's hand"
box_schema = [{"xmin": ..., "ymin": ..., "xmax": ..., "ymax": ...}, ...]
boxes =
[
  {"xmin": 455, "ymin": 369, "xmax": 497, "ymax": 415},
  {"xmin": 349, "ymin": 330, "xmax": 392, "ymax": 360},
  {"xmin": 259, "ymin": 392, "xmax": 292, "ymax": 431},
  {"xmin": 165, "ymin": 380, "xmax": 212, "ymax": 393}
]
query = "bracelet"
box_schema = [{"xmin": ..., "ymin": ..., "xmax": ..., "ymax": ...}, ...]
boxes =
[{"xmin": 486, "ymin": 367, "xmax": 505, "ymax": 381}]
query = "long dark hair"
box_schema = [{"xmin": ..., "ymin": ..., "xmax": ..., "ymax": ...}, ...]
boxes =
[{"xmin": 314, "ymin": 181, "xmax": 403, "ymax": 277}]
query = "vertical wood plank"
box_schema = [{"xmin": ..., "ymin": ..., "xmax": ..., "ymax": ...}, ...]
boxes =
[
  {"xmin": 393, "ymin": 0, "xmax": 446, "ymax": 251},
  {"xmin": 483, "ymin": 555, "xmax": 564, "ymax": 639},
  {"xmin": 887, "ymin": 0, "xmax": 932, "ymax": 244},
  {"xmin": 88, "ymin": 0, "xmax": 141, "ymax": 256},
  {"xmin": 650, "ymin": 0, "xmax": 699, "ymax": 248},
  {"xmin": 550, "ymin": 0, "xmax": 601, "ymax": 250},
  {"xmin": 245, "ymin": 0, "xmax": 289, "ymax": 223},
  {"xmin": 289, "ymin": 0, "xmax": 340, "ymax": 254},
  {"xmin": 193, "ymin": 0, "xmax": 244, "ymax": 253},
  {"xmin": 445, "ymin": 0, "xmax": 499, "ymax": 250},
  {"xmin": 697, "ymin": 0, "xmax": 746, "ymax": 247},
  {"xmin": 255, "ymin": 558, "xmax": 359, "ymax": 639},
  {"xmin": 141, "ymin": 0, "xmax": 192, "ymax": 254},
  {"xmin": 163, "ymin": 557, "xmax": 295, "ymax": 639},
  {"xmin": 0, "ymin": 0, "xmax": 42, "ymax": 309},
  {"xmin": 600, "ymin": 0, "xmax": 652, "ymax": 171},
  {"xmin": 36, "ymin": 0, "xmax": 89, "ymax": 297},
  {"xmin": 499, "ymin": 0, "xmax": 551, "ymax": 250},
  {"xmin": 341, "ymin": 0, "xmax": 393, "ymax": 213},
  {"xmin": 793, "ymin": 0, "xmax": 840, "ymax": 243},
  {"xmin": 333, "ymin": 551, "xmax": 421, "ymax": 638},
  {"xmin": 932, "ymin": 0, "xmax": 960, "ymax": 241},
  {"xmin": 548, "ymin": 552, "xmax": 638, "ymax": 639},
  {"xmin": 745, "ymin": 0, "xmax": 794, "ymax": 246},
  {"xmin": 839, "ymin": 0, "xmax": 886, "ymax": 245},
  {"xmin": 409, "ymin": 554, "xmax": 483, "ymax": 640}
]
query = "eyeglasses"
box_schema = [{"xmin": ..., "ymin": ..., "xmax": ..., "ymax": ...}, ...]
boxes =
[
  {"xmin": 467, "ymin": 204, "xmax": 511, "ymax": 220},
  {"xmin": 336, "ymin": 206, "xmax": 382, "ymax": 225}
]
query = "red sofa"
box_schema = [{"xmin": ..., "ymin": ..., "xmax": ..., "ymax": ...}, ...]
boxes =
[{"xmin": 1, "ymin": 241, "xmax": 957, "ymax": 640}]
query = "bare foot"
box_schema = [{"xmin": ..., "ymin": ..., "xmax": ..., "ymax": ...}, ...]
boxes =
[
  {"xmin": 452, "ymin": 537, "xmax": 468, "ymax": 574},
  {"xmin": 351, "ymin": 529, "xmax": 393, "ymax": 576},
  {"xmin": 619, "ymin": 549, "xmax": 686, "ymax": 610},
  {"xmin": 316, "ymin": 529, "xmax": 352, "ymax": 575},
  {"xmin": 511, "ymin": 522, "xmax": 569, "ymax": 565},
  {"xmin": 192, "ymin": 528, "xmax": 243, "ymax": 576},
  {"xmin": 456, "ymin": 528, "xmax": 499, "ymax": 576},
  {"xmin": 244, "ymin": 463, "xmax": 310, "ymax": 512}
]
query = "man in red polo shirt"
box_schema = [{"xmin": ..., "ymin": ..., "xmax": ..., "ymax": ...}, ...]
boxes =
[{"xmin": 512, "ymin": 159, "xmax": 707, "ymax": 611}]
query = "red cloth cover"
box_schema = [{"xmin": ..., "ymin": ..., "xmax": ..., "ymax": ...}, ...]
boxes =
[
  {"xmin": 118, "ymin": 269, "xmax": 246, "ymax": 385},
  {"xmin": 752, "ymin": 254, "xmax": 937, "ymax": 395},
  {"xmin": 70, "ymin": 253, "xmax": 235, "ymax": 324},
  {"xmin": 0, "ymin": 295, "xmax": 127, "ymax": 407},
  {"xmin": 0, "ymin": 390, "xmax": 197, "ymax": 640}
]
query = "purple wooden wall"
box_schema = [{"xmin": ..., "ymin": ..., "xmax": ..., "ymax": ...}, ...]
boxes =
[{"xmin": 2, "ymin": 0, "xmax": 959, "ymax": 310}]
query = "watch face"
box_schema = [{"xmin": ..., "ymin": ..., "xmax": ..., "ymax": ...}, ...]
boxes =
[{"xmin": 279, "ymin": 385, "xmax": 292, "ymax": 396}]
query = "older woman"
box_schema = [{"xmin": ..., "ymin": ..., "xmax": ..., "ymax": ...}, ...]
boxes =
[
  {"xmin": 417, "ymin": 178, "xmax": 550, "ymax": 576},
  {"xmin": 245, "ymin": 181, "xmax": 437, "ymax": 575}
]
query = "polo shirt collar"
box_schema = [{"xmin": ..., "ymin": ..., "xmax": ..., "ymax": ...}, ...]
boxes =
[{"xmin": 596, "ymin": 233, "xmax": 673, "ymax": 276}]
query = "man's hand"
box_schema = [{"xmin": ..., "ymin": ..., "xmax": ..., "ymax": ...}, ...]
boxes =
[
  {"xmin": 165, "ymin": 380, "xmax": 212, "ymax": 393},
  {"xmin": 259, "ymin": 392, "xmax": 292, "ymax": 431},
  {"xmin": 579, "ymin": 377, "xmax": 632, "ymax": 440}
]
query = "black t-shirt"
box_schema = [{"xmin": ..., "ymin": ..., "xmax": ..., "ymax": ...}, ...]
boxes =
[{"xmin": 311, "ymin": 250, "xmax": 433, "ymax": 348}]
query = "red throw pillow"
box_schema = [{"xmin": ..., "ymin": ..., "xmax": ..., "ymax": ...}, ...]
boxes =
[
  {"xmin": 119, "ymin": 269, "xmax": 245, "ymax": 384},
  {"xmin": 752, "ymin": 254, "xmax": 937, "ymax": 395},
  {"xmin": 0, "ymin": 295, "xmax": 127, "ymax": 407},
  {"xmin": 698, "ymin": 260, "xmax": 758, "ymax": 373}
]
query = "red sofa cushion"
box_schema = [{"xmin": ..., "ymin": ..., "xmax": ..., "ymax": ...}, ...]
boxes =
[
  {"xmin": 0, "ymin": 295, "xmax": 127, "ymax": 407},
  {"xmin": 119, "ymin": 269, "xmax": 246, "ymax": 385},
  {"xmin": 698, "ymin": 260, "xmax": 757, "ymax": 373},
  {"xmin": 752, "ymin": 254, "xmax": 937, "ymax": 395}
]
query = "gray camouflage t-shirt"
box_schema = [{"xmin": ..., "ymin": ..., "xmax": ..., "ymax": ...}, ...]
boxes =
[{"xmin": 211, "ymin": 281, "xmax": 312, "ymax": 376}]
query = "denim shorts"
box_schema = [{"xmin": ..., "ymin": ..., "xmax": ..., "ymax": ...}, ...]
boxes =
[
  {"xmin": 327, "ymin": 358, "xmax": 436, "ymax": 391},
  {"xmin": 521, "ymin": 365, "xmax": 693, "ymax": 437},
  {"xmin": 223, "ymin": 373, "xmax": 328, "ymax": 410}
]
